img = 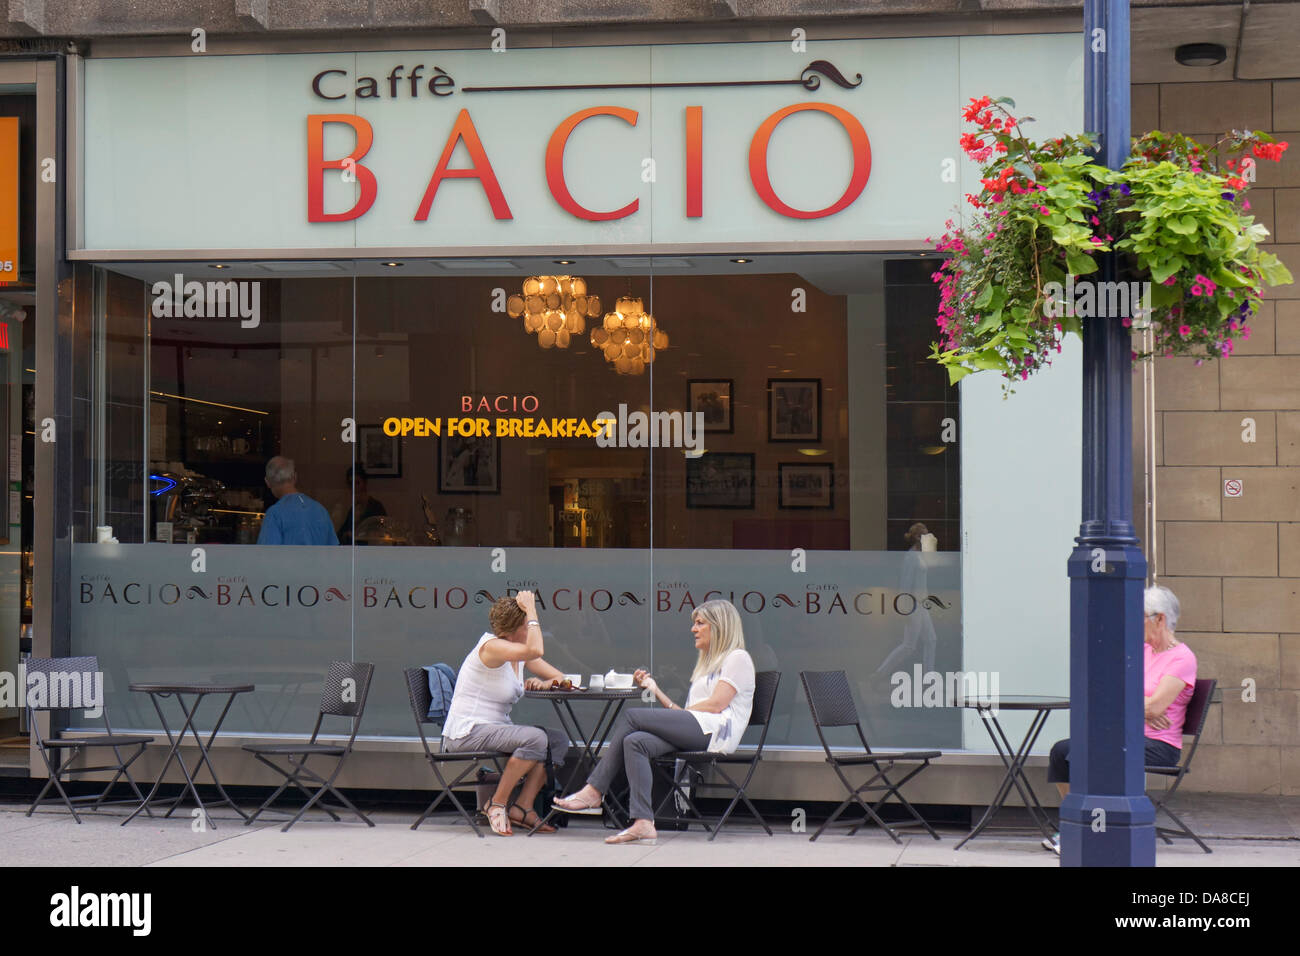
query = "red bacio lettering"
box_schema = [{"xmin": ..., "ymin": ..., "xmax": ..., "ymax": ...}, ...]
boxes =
[{"xmin": 306, "ymin": 103, "xmax": 871, "ymax": 223}]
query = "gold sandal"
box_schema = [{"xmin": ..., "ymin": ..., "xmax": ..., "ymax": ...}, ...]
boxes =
[{"xmin": 486, "ymin": 800, "xmax": 513, "ymax": 836}]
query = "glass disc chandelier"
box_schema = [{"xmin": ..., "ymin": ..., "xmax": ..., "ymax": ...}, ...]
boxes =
[
  {"xmin": 506, "ymin": 276, "xmax": 602, "ymax": 349},
  {"xmin": 589, "ymin": 296, "xmax": 669, "ymax": 375}
]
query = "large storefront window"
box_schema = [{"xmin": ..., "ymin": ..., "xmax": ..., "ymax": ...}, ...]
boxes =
[{"xmin": 68, "ymin": 256, "xmax": 963, "ymax": 748}]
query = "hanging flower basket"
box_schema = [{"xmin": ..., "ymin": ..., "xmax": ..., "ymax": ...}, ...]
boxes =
[{"xmin": 930, "ymin": 96, "xmax": 1293, "ymax": 390}]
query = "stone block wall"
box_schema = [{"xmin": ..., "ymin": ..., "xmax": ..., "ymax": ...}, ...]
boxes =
[{"xmin": 1134, "ymin": 79, "xmax": 1300, "ymax": 795}]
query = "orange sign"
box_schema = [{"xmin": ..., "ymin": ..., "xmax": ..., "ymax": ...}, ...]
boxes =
[{"xmin": 0, "ymin": 118, "xmax": 16, "ymax": 285}]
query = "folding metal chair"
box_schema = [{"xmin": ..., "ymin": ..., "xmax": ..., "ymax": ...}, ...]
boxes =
[
  {"xmin": 651, "ymin": 670, "xmax": 781, "ymax": 840},
  {"xmin": 801, "ymin": 669, "xmax": 942, "ymax": 843},
  {"xmin": 25, "ymin": 656, "xmax": 154, "ymax": 822},
  {"xmin": 243, "ymin": 661, "xmax": 375, "ymax": 832},
  {"xmin": 402, "ymin": 666, "xmax": 505, "ymax": 837},
  {"xmin": 1147, "ymin": 677, "xmax": 1217, "ymax": 854}
]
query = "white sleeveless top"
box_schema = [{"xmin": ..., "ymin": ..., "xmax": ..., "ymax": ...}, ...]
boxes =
[{"xmin": 443, "ymin": 633, "xmax": 524, "ymax": 739}]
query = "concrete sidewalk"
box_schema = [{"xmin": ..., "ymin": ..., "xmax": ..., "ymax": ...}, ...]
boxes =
[{"xmin": 3, "ymin": 796, "xmax": 1297, "ymax": 867}]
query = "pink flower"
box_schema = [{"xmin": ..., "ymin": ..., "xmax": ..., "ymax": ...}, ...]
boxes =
[
  {"xmin": 1243, "ymin": 326, "xmax": 1252, "ymax": 339},
  {"xmin": 1162, "ymin": 276, "xmax": 1177, "ymax": 286},
  {"xmin": 1178, "ymin": 325, "xmax": 1191, "ymax": 337},
  {"xmin": 1122, "ymin": 317, "xmax": 1132, "ymax": 327}
]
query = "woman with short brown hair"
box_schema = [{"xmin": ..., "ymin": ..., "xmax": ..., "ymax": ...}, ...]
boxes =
[{"xmin": 442, "ymin": 590, "xmax": 570, "ymax": 836}]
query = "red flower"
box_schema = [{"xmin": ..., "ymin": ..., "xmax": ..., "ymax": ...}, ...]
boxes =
[
  {"xmin": 962, "ymin": 96, "xmax": 993, "ymax": 121},
  {"xmin": 1252, "ymin": 141, "xmax": 1289, "ymax": 162},
  {"xmin": 979, "ymin": 167, "xmax": 1017, "ymax": 194}
]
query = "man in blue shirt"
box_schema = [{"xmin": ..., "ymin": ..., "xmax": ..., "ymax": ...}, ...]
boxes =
[{"xmin": 257, "ymin": 456, "xmax": 339, "ymax": 545}]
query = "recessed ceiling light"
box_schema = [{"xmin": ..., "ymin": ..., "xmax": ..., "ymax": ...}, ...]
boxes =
[
  {"xmin": 731, "ymin": 258, "xmax": 752, "ymax": 264},
  {"xmin": 382, "ymin": 261, "xmax": 404, "ymax": 267},
  {"xmin": 1175, "ymin": 43, "xmax": 1226, "ymax": 67},
  {"xmin": 209, "ymin": 263, "xmax": 229, "ymax": 269},
  {"xmin": 554, "ymin": 259, "xmax": 576, "ymax": 265}
]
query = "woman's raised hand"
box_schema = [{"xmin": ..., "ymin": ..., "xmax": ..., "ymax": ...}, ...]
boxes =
[{"xmin": 515, "ymin": 590, "xmax": 536, "ymax": 613}]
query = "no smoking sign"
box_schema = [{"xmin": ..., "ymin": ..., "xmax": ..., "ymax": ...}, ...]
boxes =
[{"xmin": 1224, "ymin": 478, "xmax": 1244, "ymax": 498}]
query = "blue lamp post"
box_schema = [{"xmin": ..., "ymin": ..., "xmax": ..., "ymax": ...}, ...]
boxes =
[{"xmin": 1061, "ymin": 0, "xmax": 1156, "ymax": 866}]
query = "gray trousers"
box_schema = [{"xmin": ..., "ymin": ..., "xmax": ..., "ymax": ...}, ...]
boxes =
[
  {"xmin": 444, "ymin": 722, "xmax": 568, "ymax": 766},
  {"xmin": 587, "ymin": 709, "xmax": 710, "ymax": 822}
]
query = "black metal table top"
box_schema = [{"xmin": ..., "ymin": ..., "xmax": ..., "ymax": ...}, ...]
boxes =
[
  {"xmin": 524, "ymin": 687, "xmax": 642, "ymax": 701},
  {"xmin": 129, "ymin": 682, "xmax": 256, "ymax": 695},
  {"xmin": 955, "ymin": 695, "xmax": 1069, "ymax": 710}
]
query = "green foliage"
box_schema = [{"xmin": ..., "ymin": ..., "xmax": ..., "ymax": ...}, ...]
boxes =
[{"xmin": 931, "ymin": 103, "xmax": 1292, "ymax": 391}]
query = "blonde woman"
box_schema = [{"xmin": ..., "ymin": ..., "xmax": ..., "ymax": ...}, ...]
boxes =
[{"xmin": 553, "ymin": 599, "xmax": 756, "ymax": 845}]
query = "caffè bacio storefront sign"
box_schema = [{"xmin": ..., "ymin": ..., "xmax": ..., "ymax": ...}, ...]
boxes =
[{"xmin": 77, "ymin": 33, "xmax": 1082, "ymax": 255}]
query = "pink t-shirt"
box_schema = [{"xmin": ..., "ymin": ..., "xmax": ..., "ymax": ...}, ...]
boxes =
[{"xmin": 1144, "ymin": 642, "xmax": 1197, "ymax": 748}]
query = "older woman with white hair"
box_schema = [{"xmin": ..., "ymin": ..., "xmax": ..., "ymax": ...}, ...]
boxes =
[
  {"xmin": 553, "ymin": 599, "xmax": 756, "ymax": 845},
  {"xmin": 1042, "ymin": 584, "xmax": 1198, "ymax": 853}
]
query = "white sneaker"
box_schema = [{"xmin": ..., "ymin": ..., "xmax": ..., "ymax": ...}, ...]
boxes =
[{"xmin": 1041, "ymin": 832, "xmax": 1060, "ymax": 855}]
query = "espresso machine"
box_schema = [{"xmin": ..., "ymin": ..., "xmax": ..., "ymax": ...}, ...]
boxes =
[{"xmin": 150, "ymin": 470, "xmax": 228, "ymax": 542}]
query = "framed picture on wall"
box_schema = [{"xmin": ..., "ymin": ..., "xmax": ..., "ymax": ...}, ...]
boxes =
[
  {"xmin": 778, "ymin": 462, "xmax": 834, "ymax": 509},
  {"xmin": 768, "ymin": 378, "xmax": 821, "ymax": 442},
  {"xmin": 357, "ymin": 425, "xmax": 401, "ymax": 478},
  {"xmin": 686, "ymin": 452, "xmax": 754, "ymax": 509},
  {"xmin": 438, "ymin": 435, "xmax": 501, "ymax": 494},
  {"xmin": 687, "ymin": 379, "xmax": 734, "ymax": 433}
]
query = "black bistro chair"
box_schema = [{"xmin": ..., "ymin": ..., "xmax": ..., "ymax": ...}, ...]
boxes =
[
  {"xmin": 403, "ymin": 666, "xmax": 505, "ymax": 837},
  {"xmin": 801, "ymin": 669, "xmax": 942, "ymax": 843},
  {"xmin": 25, "ymin": 656, "xmax": 154, "ymax": 822},
  {"xmin": 651, "ymin": 670, "xmax": 782, "ymax": 840},
  {"xmin": 1147, "ymin": 677, "xmax": 1217, "ymax": 853},
  {"xmin": 243, "ymin": 660, "xmax": 375, "ymax": 832}
]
